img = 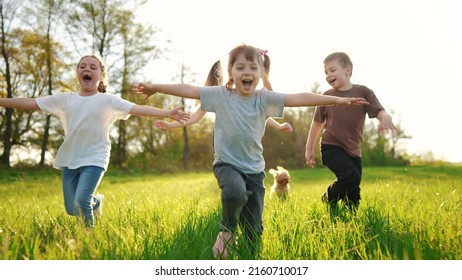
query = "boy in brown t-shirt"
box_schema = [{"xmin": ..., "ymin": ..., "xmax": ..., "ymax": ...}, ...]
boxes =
[{"xmin": 305, "ymin": 52, "xmax": 397, "ymax": 211}]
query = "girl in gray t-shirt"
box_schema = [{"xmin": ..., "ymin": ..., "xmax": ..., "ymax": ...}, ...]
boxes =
[{"xmin": 133, "ymin": 44, "xmax": 368, "ymax": 259}]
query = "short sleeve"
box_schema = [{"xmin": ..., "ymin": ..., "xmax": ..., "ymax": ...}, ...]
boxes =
[
  {"xmin": 199, "ymin": 86, "xmax": 221, "ymax": 112},
  {"xmin": 313, "ymin": 106, "xmax": 326, "ymax": 123},
  {"xmin": 35, "ymin": 94, "xmax": 66, "ymax": 115},
  {"xmin": 364, "ymin": 88, "xmax": 384, "ymax": 119},
  {"xmin": 261, "ymin": 90, "xmax": 285, "ymax": 118},
  {"xmin": 110, "ymin": 95, "xmax": 135, "ymax": 120}
]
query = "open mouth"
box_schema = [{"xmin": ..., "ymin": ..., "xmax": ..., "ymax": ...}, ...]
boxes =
[
  {"xmin": 242, "ymin": 79, "xmax": 253, "ymax": 90},
  {"xmin": 328, "ymin": 78, "xmax": 336, "ymax": 84},
  {"xmin": 83, "ymin": 73, "xmax": 92, "ymax": 84}
]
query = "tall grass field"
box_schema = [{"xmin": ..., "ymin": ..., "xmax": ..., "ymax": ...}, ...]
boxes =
[{"xmin": 0, "ymin": 166, "xmax": 460, "ymax": 260}]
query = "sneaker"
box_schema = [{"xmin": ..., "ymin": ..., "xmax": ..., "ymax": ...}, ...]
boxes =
[{"xmin": 94, "ymin": 194, "xmax": 104, "ymax": 218}]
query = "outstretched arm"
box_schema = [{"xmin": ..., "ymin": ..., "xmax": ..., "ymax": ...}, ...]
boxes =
[
  {"xmin": 155, "ymin": 109, "xmax": 207, "ymax": 130},
  {"xmin": 132, "ymin": 83, "xmax": 201, "ymax": 100},
  {"xmin": 305, "ymin": 120, "xmax": 324, "ymax": 168},
  {"xmin": 0, "ymin": 98, "xmax": 40, "ymax": 110},
  {"xmin": 266, "ymin": 118, "xmax": 293, "ymax": 133},
  {"xmin": 377, "ymin": 110, "xmax": 397, "ymax": 134},
  {"xmin": 129, "ymin": 105, "xmax": 190, "ymax": 124},
  {"xmin": 284, "ymin": 93, "xmax": 369, "ymax": 107}
]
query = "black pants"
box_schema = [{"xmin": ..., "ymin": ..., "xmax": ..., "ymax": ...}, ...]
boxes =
[{"xmin": 321, "ymin": 144, "xmax": 362, "ymax": 208}]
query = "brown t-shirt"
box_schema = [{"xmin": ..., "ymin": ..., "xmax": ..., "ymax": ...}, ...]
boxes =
[{"xmin": 314, "ymin": 84, "xmax": 384, "ymax": 157}]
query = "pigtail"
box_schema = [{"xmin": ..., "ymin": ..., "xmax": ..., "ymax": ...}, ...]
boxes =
[
  {"xmin": 260, "ymin": 52, "xmax": 273, "ymax": 91},
  {"xmin": 96, "ymin": 55, "xmax": 108, "ymax": 93},
  {"xmin": 97, "ymin": 81, "xmax": 107, "ymax": 93},
  {"xmin": 205, "ymin": 60, "xmax": 223, "ymax": 86}
]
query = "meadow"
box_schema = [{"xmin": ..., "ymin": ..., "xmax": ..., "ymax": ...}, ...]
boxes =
[{"xmin": 0, "ymin": 166, "xmax": 460, "ymax": 260}]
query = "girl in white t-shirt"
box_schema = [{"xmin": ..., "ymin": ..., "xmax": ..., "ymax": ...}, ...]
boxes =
[{"xmin": 0, "ymin": 54, "xmax": 190, "ymax": 228}]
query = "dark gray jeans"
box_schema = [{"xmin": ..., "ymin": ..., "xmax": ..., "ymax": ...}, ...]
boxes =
[{"xmin": 213, "ymin": 163, "xmax": 266, "ymax": 240}]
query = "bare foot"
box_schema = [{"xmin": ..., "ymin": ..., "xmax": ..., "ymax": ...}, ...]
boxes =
[{"xmin": 213, "ymin": 231, "xmax": 232, "ymax": 259}]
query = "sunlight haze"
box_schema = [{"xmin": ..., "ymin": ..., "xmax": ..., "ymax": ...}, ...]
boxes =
[{"xmin": 136, "ymin": 0, "xmax": 462, "ymax": 162}]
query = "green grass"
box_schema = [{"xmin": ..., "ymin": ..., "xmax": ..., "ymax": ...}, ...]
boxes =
[{"xmin": 0, "ymin": 166, "xmax": 460, "ymax": 260}]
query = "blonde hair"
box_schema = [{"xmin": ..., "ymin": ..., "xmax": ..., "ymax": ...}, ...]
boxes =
[
  {"xmin": 193, "ymin": 60, "xmax": 223, "ymax": 106},
  {"xmin": 205, "ymin": 60, "xmax": 223, "ymax": 86},
  {"xmin": 324, "ymin": 52, "xmax": 353, "ymax": 77},
  {"xmin": 77, "ymin": 54, "xmax": 108, "ymax": 93},
  {"xmin": 225, "ymin": 44, "xmax": 272, "ymax": 90}
]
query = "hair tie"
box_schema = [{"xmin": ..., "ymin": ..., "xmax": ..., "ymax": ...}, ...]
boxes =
[{"xmin": 260, "ymin": 49, "xmax": 268, "ymax": 56}]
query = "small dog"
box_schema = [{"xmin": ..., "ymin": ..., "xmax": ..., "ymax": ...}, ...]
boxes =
[{"xmin": 269, "ymin": 166, "xmax": 290, "ymax": 200}]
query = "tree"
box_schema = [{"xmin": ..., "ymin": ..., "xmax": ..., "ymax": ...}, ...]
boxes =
[
  {"xmin": 361, "ymin": 116, "xmax": 411, "ymax": 166},
  {"xmin": 114, "ymin": 9, "xmax": 158, "ymax": 166},
  {"xmin": 1, "ymin": 28, "xmax": 68, "ymax": 166},
  {"xmin": 65, "ymin": 0, "xmax": 159, "ymax": 167},
  {"xmin": 21, "ymin": 0, "xmax": 69, "ymax": 168},
  {"xmin": 1, "ymin": 0, "xmax": 24, "ymax": 167}
]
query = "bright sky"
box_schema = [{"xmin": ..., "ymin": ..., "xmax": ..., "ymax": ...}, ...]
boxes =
[{"xmin": 137, "ymin": 0, "xmax": 462, "ymax": 163}]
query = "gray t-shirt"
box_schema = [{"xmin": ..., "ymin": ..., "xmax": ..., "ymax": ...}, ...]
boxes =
[{"xmin": 200, "ymin": 86, "xmax": 285, "ymax": 173}]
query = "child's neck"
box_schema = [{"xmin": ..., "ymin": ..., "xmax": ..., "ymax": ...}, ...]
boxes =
[
  {"xmin": 335, "ymin": 81, "xmax": 353, "ymax": 91},
  {"xmin": 79, "ymin": 90, "xmax": 98, "ymax": 96}
]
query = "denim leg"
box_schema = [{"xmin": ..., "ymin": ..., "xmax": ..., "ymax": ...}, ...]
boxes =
[
  {"xmin": 62, "ymin": 166, "xmax": 105, "ymax": 227},
  {"xmin": 321, "ymin": 145, "xmax": 362, "ymax": 207},
  {"xmin": 63, "ymin": 167, "xmax": 80, "ymax": 216},
  {"xmin": 239, "ymin": 172, "xmax": 265, "ymax": 256},
  {"xmin": 239, "ymin": 172, "xmax": 265, "ymax": 238},
  {"xmin": 213, "ymin": 164, "xmax": 251, "ymax": 233}
]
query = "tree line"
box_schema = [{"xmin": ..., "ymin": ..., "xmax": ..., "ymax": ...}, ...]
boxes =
[{"xmin": 0, "ymin": 0, "xmax": 410, "ymax": 172}]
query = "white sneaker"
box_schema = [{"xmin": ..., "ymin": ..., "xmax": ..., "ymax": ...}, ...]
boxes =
[{"xmin": 94, "ymin": 194, "xmax": 104, "ymax": 218}]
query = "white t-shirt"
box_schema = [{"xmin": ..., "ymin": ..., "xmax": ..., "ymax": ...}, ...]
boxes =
[{"xmin": 36, "ymin": 92, "xmax": 134, "ymax": 170}]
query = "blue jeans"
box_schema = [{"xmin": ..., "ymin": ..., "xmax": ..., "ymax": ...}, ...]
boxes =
[{"xmin": 62, "ymin": 166, "xmax": 105, "ymax": 227}]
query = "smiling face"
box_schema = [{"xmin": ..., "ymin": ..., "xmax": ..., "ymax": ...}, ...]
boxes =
[
  {"xmin": 324, "ymin": 56, "xmax": 353, "ymax": 91},
  {"xmin": 77, "ymin": 56, "xmax": 103, "ymax": 95},
  {"xmin": 230, "ymin": 53, "xmax": 262, "ymax": 96}
]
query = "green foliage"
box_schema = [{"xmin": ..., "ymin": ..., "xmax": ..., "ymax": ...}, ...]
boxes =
[
  {"xmin": 263, "ymin": 107, "xmax": 314, "ymax": 168},
  {"xmin": 361, "ymin": 120, "xmax": 411, "ymax": 166},
  {"xmin": 0, "ymin": 166, "xmax": 460, "ymax": 260}
]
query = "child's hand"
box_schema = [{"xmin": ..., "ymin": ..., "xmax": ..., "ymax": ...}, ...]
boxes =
[
  {"xmin": 131, "ymin": 83, "xmax": 157, "ymax": 100},
  {"xmin": 305, "ymin": 149, "xmax": 316, "ymax": 168},
  {"xmin": 336, "ymin": 97, "xmax": 369, "ymax": 106},
  {"xmin": 378, "ymin": 114, "xmax": 398, "ymax": 135},
  {"xmin": 167, "ymin": 106, "xmax": 190, "ymax": 124},
  {"xmin": 279, "ymin": 122, "xmax": 293, "ymax": 133},
  {"xmin": 378, "ymin": 123, "xmax": 397, "ymax": 135},
  {"xmin": 154, "ymin": 120, "xmax": 173, "ymax": 130}
]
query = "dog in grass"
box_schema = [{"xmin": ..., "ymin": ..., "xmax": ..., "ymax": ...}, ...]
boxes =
[{"xmin": 269, "ymin": 166, "xmax": 290, "ymax": 200}]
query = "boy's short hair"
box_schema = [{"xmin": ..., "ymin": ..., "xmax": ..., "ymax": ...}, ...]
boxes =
[{"xmin": 324, "ymin": 52, "xmax": 353, "ymax": 76}]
